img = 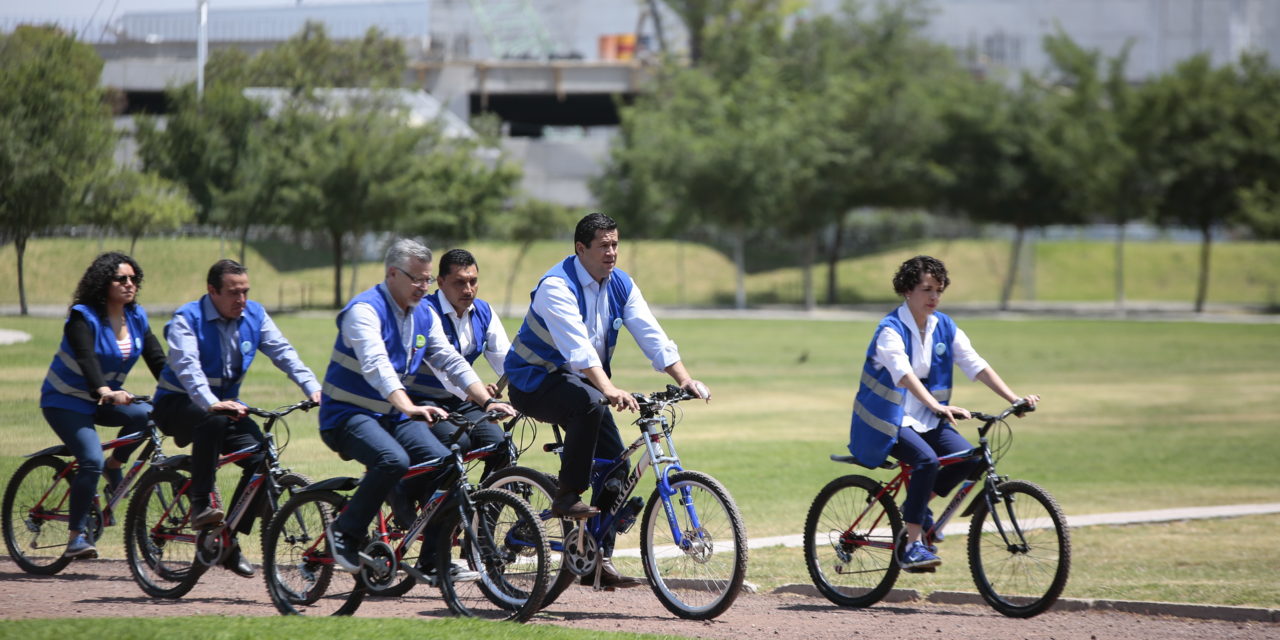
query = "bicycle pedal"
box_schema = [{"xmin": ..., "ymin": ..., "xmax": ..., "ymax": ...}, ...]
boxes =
[{"xmin": 903, "ymin": 566, "xmax": 937, "ymax": 574}]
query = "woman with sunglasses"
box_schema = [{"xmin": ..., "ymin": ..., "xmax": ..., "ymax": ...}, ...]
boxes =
[{"xmin": 39, "ymin": 252, "xmax": 167, "ymax": 559}]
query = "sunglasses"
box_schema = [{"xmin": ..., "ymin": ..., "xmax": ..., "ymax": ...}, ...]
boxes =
[{"xmin": 112, "ymin": 275, "xmax": 142, "ymax": 285}]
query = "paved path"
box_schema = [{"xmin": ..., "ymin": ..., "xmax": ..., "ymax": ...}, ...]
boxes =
[{"xmin": 614, "ymin": 502, "xmax": 1280, "ymax": 557}]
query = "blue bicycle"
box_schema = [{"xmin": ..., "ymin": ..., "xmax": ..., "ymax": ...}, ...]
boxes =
[{"xmin": 483, "ymin": 385, "xmax": 748, "ymax": 620}]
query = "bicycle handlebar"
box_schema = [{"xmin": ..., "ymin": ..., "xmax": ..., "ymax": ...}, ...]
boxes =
[{"xmin": 214, "ymin": 399, "xmax": 318, "ymax": 419}]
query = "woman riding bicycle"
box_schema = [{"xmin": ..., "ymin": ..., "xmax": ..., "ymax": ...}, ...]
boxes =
[
  {"xmin": 848, "ymin": 255, "xmax": 1038, "ymax": 571},
  {"xmin": 39, "ymin": 252, "xmax": 166, "ymax": 559}
]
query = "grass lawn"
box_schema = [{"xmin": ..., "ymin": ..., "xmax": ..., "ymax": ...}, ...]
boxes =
[{"xmin": 1, "ymin": 313, "xmax": 1277, "ymax": 607}]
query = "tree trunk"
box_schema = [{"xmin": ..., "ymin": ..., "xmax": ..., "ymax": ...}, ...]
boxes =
[
  {"xmin": 130, "ymin": 233, "xmax": 139, "ymax": 255},
  {"xmin": 504, "ymin": 240, "xmax": 533, "ymax": 317},
  {"xmin": 16, "ymin": 235, "xmax": 29, "ymax": 316},
  {"xmin": 1195, "ymin": 224, "xmax": 1212, "ymax": 313},
  {"xmin": 825, "ymin": 216, "xmax": 845, "ymax": 305},
  {"xmin": 676, "ymin": 242, "xmax": 685, "ymax": 306},
  {"xmin": 331, "ymin": 230, "xmax": 345, "ymax": 308},
  {"xmin": 238, "ymin": 222, "xmax": 249, "ymax": 266},
  {"xmin": 732, "ymin": 230, "xmax": 746, "ymax": 310},
  {"xmin": 1114, "ymin": 221, "xmax": 1126, "ymax": 311},
  {"xmin": 999, "ymin": 226, "xmax": 1025, "ymax": 311},
  {"xmin": 348, "ymin": 234, "xmax": 359, "ymax": 301},
  {"xmin": 801, "ymin": 230, "xmax": 816, "ymax": 311}
]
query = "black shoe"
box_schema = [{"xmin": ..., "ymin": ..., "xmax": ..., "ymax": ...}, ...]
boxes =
[
  {"xmin": 327, "ymin": 524, "xmax": 361, "ymax": 573},
  {"xmin": 551, "ymin": 489, "xmax": 599, "ymax": 519},
  {"xmin": 388, "ymin": 488, "xmax": 417, "ymax": 530},
  {"xmin": 190, "ymin": 506, "xmax": 225, "ymax": 529},
  {"xmin": 582, "ymin": 559, "xmax": 644, "ymax": 589},
  {"xmin": 222, "ymin": 543, "xmax": 255, "ymax": 578}
]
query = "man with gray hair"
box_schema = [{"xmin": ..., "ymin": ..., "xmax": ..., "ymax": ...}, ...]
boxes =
[{"xmin": 318, "ymin": 238, "xmax": 515, "ymax": 573}]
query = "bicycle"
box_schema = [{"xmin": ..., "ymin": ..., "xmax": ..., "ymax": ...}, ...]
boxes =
[
  {"xmin": 803, "ymin": 400, "xmax": 1070, "ymax": 618},
  {"xmin": 122, "ymin": 398, "xmax": 316, "ymax": 599},
  {"xmin": 3, "ymin": 396, "xmax": 164, "ymax": 575},
  {"xmin": 261, "ymin": 409, "xmax": 552, "ymax": 621},
  {"xmin": 483, "ymin": 384, "xmax": 748, "ymax": 620}
]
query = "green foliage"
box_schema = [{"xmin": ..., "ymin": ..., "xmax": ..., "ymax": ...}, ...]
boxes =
[
  {"xmin": 232, "ymin": 21, "xmax": 407, "ymax": 90},
  {"xmin": 85, "ymin": 169, "xmax": 197, "ymax": 253},
  {"xmin": 0, "ymin": 25, "xmax": 115, "ymax": 315}
]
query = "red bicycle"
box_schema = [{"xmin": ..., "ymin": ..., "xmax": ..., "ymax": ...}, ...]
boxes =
[{"xmin": 804, "ymin": 400, "xmax": 1070, "ymax": 618}]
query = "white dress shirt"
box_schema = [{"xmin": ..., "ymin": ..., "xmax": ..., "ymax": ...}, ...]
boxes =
[
  {"xmin": 871, "ymin": 304, "xmax": 989, "ymax": 433},
  {"xmin": 426, "ymin": 289, "xmax": 510, "ymax": 400},
  {"xmin": 339, "ymin": 284, "xmax": 481, "ymax": 400},
  {"xmin": 530, "ymin": 258, "xmax": 680, "ymax": 375}
]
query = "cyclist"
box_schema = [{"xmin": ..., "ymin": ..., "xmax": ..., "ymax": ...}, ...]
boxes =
[
  {"xmin": 40, "ymin": 252, "xmax": 167, "ymax": 559},
  {"xmin": 408, "ymin": 248, "xmax": 512, "ymax": 480},
  {"xmin": 151, "ymin": 259, "xmax": 322, "ymax": 578},
  {"xmin": 318, "ymin": 239, "xmax": 515, "ymax": 574},
  {"xmin": 504, "ymin": 212, "xmax": 710, "ymax": 589},
  {"xmin": 848, "ymin": 255, "xmax": 1039, "ymax": 571}
]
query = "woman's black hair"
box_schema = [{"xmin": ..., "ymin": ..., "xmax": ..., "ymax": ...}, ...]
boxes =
[
  {"xmin": 71, "ymin": 252, "xmax": 144, "ymax": 314},
  {"xmin": 892, "ymin": 255, "xmax": 950, "ymax": 296}
]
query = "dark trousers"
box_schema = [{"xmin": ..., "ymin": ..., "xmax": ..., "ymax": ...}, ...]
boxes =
[
  {"xmin": 891, "ymin": 424, "xmax": 978, "ymax": 526},
  {"xmin": 422, "ymin": 396, "xmax": 510, "ymax": 479},
  {"xmin": 321, "ymin": 413, "xmax": 451, "ymax": 539},
  {"xmin": 153, "ymin": 394, "xmax": 265, "ymax": 535},
  {"xmin": 509, "ymin": 371, "xmax": 628, "ymax": 553},
  {"xmin": 43, "ymin": 401, "xmax": 152, "ymax": 534}
]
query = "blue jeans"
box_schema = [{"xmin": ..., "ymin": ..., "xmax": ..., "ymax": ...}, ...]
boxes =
[
  {"xmin": 890, "ymin": 424, "xmax": 978, "ymax": 526},
  {"xmin": 322, "ymin": 414, "xmax": 451, "ymax": 539},
  {"xmin": 43, "ymin": 401, "xmax": 152, "ymax": 534}
]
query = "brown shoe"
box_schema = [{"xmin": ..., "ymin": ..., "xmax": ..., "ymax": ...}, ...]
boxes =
[
  {"xmin": 551, "ymin": 488, "xmax": 599, "ymax": 519},
  {"xmin": 191, "ymin": 506, "xmax": 225, "ymax": 529},
  {"xmin": 582, "ymin": 558, "xmax": 645, "ymax": 589}
]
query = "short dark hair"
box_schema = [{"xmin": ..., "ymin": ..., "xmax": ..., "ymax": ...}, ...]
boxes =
[
  {"xmin": 892, "ymin": 255, "xmax": 950, "ymax": 295},
  {"xmin": 574, "ymin": 212, "xmax": 618, "ymax": 248},
  {"xmin": 438, "ymin": 248, "xmax": 478, "ymax": 279},
  {"xmin": 71, "ymin": 252, "xmax": 144, "ymax": 314},
  {"xmin": 207, "ymin": 259, "xmax": 248, "ymax": 291}
]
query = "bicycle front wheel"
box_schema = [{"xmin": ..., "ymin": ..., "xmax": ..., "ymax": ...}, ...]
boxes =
[
  {"xmin": 262, "ymin": 489, "xmax": 365, "ymax": 616},
  {"xmin": 3, "ymin": 456, "xmax": 75, "ymax": 575},
  {"xmin": 803, "ymin": 474, "xmax": 902, "ymax": 608},
  {"xmin": 480, "ymin": 466, "xmax": 572, "ymax": 607},
  {"xmin": 639, "ymin": 470, "xmax": 747, "ymax": 620},
  {"xmin": 436, "ymin": 488, "xmax": 551, "ymax": 622},
  {"xmin": 123, "ymin": 468, "xmax": 207, "ymax": 598},
  {"xmin": 967, "ymin": 479, "xmax": 1071, "ymax": 618}
]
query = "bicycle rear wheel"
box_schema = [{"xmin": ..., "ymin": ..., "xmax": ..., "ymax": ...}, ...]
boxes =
[
  {"xmin": 3, "ymin": 456, "xmax": 75, "ymax": 575},
  {"xmin": 480, "ymin": 466, "xmax": 572, "ymax": 607},
  {"xmin": 124, "ymin": 468, "xmax": 207, "ymax": 598},
  {"xmin": 967, "ymin": 479, "xmax": 1070, "ymax": 618},
  {"xmin": 803, "ymin": 474, "xmax": 902, "ymax": 608},
  {"xmin": 262, "ymin": 489, "xmax": 365, "ymax": 616},
  {"xmin": 639, "ymin": 470, "xmax": 747, "ymax": 620},
  {"xmin": 436, "ymin": 488, "xmax": 551, "ymax": 622}
]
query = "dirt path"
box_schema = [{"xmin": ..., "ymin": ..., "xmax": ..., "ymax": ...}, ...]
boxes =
[{"xmin": 1, "ymin": 559, "xmax": 1275, "ymax": 640}]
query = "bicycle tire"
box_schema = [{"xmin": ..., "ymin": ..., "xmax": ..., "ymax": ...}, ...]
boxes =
[
  {"xmin": 123, "ymin": 468, "xmax": 207, "ymax": 598},
  {"xmin": 639, "ymin": 470, "xmax": 747, "ymax": 620},
  {"xmin": 803, "ymin": 474, "xmax": 902, "ymax": 608},
  {"xmin": 480, "ymin": 465, "xmax": 573, "ymax": 608},
  {"xmin": 3, "ymin": 456, "xmax": 75, "ymax": 575},
  {"xmin": 967, "ymin": 479, "xmax": 1071, "ymax": 618},
  {"xmin": 436, "ymin": 487, "xmax": 551, "ymax": 622},
  {"xmin": 262, "ymin": 489, "xmax": 365, "ymax": 616}
]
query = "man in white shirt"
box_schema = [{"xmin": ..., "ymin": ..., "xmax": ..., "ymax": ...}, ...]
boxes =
[
  {"xmin": 503, "ymin": 213, "xmax": 710, "ymax": 589},
  {"xmin": 410, "ymin": 248, "xmax": 512, "ymax": 479}
]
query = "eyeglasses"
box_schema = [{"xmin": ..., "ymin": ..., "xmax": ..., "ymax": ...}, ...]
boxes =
[
  {"xmin": 111, "ymin": 275, "xmax": 142, "ymax": 285},
  {"xmin": 394, "ymin": 266, "xmax": 435, "ymax": 288}
]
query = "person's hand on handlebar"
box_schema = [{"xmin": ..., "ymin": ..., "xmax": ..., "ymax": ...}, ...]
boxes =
[
  {"xmin": 404, "ymin": 404, "xmax": 448, "ymax": 424},
  {"xmin": 482, "ymin": 398, "xmax": 517, "ymax": 419},
  {"xmin": 308, "ymin": 390, "xmax": 322, "ymax": 405},
  {"xmin": 210, "ymin": 399, "xmax": 248, "ymax": 419},
  {"xmin": 97, "ymin": 388, "xmax": 135, "ymax": 406},
  {"xmin": 934, "ymin": 404, "xmax": 971, "ymax": 427},
  {"xmin": 1012, "ymin": 394, "xmax": 1040, "ymax": 415},
  {"xmin": 679, "ymin": 379, "xmax": 712, "ymax": 403},
  {"xmin": 600, "ymin": 383, "xmax": 639, "ymax": 413}
]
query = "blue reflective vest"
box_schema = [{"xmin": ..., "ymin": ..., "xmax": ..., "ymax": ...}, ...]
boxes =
[
  {"xmin": 404, "ymin": 294, "xmax": 494, "ymax": 402},
  {"xmin": 504, "ymin": 256, "xmax": 633, "ymax": 394},
  {"xmin": 320, "ymin": 285, "xmax": 434, "ymax": 431},
  {"xmin": 153, "ymin": 298, "xmax": 266, "ymax": 404},
  {"xmin": 41, "ymin": 304, "xmax": 151, "ymax": 414},
  {"xmin": 848, "ymin": 311, "xmax": 956, "ymax": 467}
]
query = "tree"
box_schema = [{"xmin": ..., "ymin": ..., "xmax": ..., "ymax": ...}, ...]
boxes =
[
  {"xmin": 0, "ymin": 26, "xmax": 114, "ymax": 315},
  {"xmin": 87, "ymin": 169, "xmax": 197, "ymax": 253},
  {"xmin": 492, "ymin": 198, "xmax": 576, "ymax": 315},
  {"xmin": 243, "ymin": 22, "xmax": 407, "ymax": 90}
]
